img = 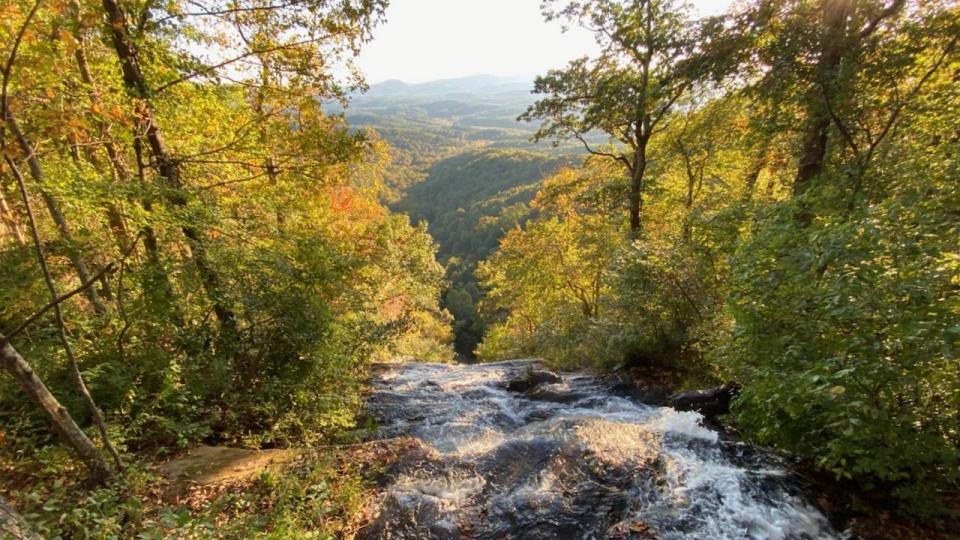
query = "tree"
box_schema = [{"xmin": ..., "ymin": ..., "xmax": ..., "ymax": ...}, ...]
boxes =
[
  {"xmin": 2, "ymin": 0, "xmax": 109, "ymax": 314},
  {"xmin": 521, "ymin": 0, "xmax": 700, "ymax": 232},
  {"xmin": 0, "ymin": 338, "xmax": 113, "ymax": 483},
  {"xmin": 100, "ymin": 0, "xmax": 239, "ymax": 339},
  {"xmin": 95, "ymin": 0, "xmax": 388, "ymax": 368},
  {"xmin": 6, "ymin": 156, "xmax": 123, "ymax": 473},
  {"xmin": 478, "ymin": 162, "xmax": 626, "ymax": 367},
  {"xmin": 0, "ymin": 0, "xmax": 457, "ymax": 533},
  {"xmin": 0, "ymin": 228, "xmax": 117, "ymax": 482},
  {"xmin": 720, "ymin": 0, "xmax": 960, "ymax": 509}
]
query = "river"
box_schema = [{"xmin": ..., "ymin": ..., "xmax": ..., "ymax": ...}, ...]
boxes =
[{"xmin": 359, "ymin": 360, "xmax": 842, "ymax": 539}]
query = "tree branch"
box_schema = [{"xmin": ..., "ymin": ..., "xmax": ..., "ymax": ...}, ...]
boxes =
[
  {"xmin": 650, "ymin": 80, "xmax": 689, "ymax": 131},
  {"xmin": 820, "ymin": 80, "xmax": 861, "ymax": 156},
  {"xmin": 6, "ymin": 155, "xmax": 123, "ymax": 473},
  {"xmin": 156, "ymin": 0, "xmax": 306, "ymax": 23},
  {"xmin": 573, "ymin": 133, "xmax": 632, "ymax": 171},
  {"xmin": 1, "ymin": 0, "xmax": 42, "ymax": 141},
  {"xmin": 152, "ymin": 38, "xmax": 320, "ymax": 93},
  {"xmin": 865, "ymin": 33, "xmax": 958, "ymax": 166},
  {"xmin": 859, "ymin": 0, "xmax": 906, "ymax": 39},
  {"xmin": 5, "ymin": 264, "xmax": 117, "ymax": 340}
]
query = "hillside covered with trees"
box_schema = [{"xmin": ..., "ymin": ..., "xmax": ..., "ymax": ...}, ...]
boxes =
[
  {"xmin": 331, "ymin": 75, "xmax": 565, "ymax": 203},
  {"xmin": 340, "ymin": 77, "xmax": 584, "ymax": 357},
  {"xmin": 395, "ymin": 148, "xmax": 576, "ymax": 355}
]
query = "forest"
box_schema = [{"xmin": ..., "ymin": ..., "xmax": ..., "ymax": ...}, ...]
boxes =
[
  {"xmin": 1, "ymin": 0, "xmax": 959, "ymax": 538},
  {"xmin": 0, "ymin": 0, "xmax": 450, "ymax": 535},
  {"xmin": 477, "ymin": 0, "xmax": 960, "ymax": 527},
  {"xmin": 396, "ymin": 148, "xmax": 575, "ymax": 355}
]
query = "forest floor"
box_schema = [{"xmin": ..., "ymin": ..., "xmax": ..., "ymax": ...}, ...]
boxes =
[
  {"xmin": 0, "ymin": 437, "xmax": 416, "ymax": 538},
  {"xmin": 151, "ymin": 439, "xmax": 416, "ymax": 537}
]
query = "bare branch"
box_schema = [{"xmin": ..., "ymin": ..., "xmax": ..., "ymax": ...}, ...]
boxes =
[
  {"xmin": 196, "ymin": 170, "xmax": 273, "ymax": 190},
  {"xmin": 156, "ymin": 0, "xmax": 306, "ymax": 23}
]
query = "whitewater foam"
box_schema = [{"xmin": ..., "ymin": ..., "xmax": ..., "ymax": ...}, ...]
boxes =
[{"xmin": 361, "ymin": 361, "xmax": 842, "ymax": 540}]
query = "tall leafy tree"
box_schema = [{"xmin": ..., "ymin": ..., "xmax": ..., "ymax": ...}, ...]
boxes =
[{"xmin": 521, "ymin": 0, "xmax": 701, "ymax": 232}]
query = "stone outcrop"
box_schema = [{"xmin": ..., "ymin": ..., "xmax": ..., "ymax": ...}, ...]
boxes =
[
  {"xmin": 506, "ymin": 369, "xmax": 562, "ymax": 393},
  {"xmin": 667, "ymin": 382, "xmax": 742, "ymax": 420}
]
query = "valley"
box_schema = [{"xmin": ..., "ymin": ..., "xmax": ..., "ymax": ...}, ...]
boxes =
[{"xmin": 342, "ymin": 76, "xmax": 587, "ymax": 357}]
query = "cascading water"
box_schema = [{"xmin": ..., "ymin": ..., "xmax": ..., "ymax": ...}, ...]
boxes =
[{"xmin": 360, "ymin": 360, "xmax": 843, "ymax": 540}]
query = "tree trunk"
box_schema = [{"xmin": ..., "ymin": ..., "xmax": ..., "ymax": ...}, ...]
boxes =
[
  {"xmin": 794, "ymin": 0, "xmax": 854, "ymax": 196},
  {"xmin": 0, "ymin": 179, "xmax": 25, "ymax": 245},
  {"xmin": 0, "ymin": 337, "xmax": 111, "ymax": 484},
  {"xmin": 629, "ymin": 141, "xmax": 648, "ymax": 233},
  {"xmin": 9, "ymin": 156, "xmax": 124, "ymax": 473},
  {"xmin": 0, "ymin": 494, "xmax": 38, "ymax": 540},
  {"xmin": 678, "ymin": 142, "xmax": 701, "ymax": 243},
  {"xmin": 100, "ymin": 0, "xmax": 238, "ymax": 338},
  {"xmin": 741, "ymin": 147, "xmax": 769, "ymax": 203},
  {"xmin": 253, "ymin": 59, "xmax": 284, "ymax": 227},
  {"xmin": 5, "ymin": 114, "xmax": 108, "ymax": 314},
  {"xmin": 131, "ymin": 133, "xmax": 184, "ymax": 320},
  {"xmin": 69, "ymin": 1, "xmax": 182, "ymax": 316},
  {"xmin": 70, "ymin": 11, "xmax": 132, "ymax": 251}
]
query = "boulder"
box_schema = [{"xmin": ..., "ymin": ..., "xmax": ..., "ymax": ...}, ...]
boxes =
[
  {"xmin": 525, "ymin": 387, "xmax": 583, "ymax": 404},
  {"xmin": 609, "ymin": 380, "xmax": 670, "ymax": 406},
  {"xmin": 667, "ymin": 382, "xmax": 742, "ymax": 419},
  {"xmin": 506, "ymin": 369, "xmax": 562, "ymax": 393}
]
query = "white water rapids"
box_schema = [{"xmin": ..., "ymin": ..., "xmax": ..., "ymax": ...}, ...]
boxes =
[{"xmin": 359, "ymin": 360, "xmax": 842, "ymax": 540}]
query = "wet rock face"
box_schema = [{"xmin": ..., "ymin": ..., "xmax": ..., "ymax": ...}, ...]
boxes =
[
  {"xmin": 667, "ymin": 382, "xmax": 742, "ymax": 420},
  {"xmin": 609, "ymin": 379, "xmax": 671, "ymax": 406},
  {"xmin": 505, "ymin": 368, "xmax": 563, "ymax": 393},
  {"xmin": 360, "ymin": 361, "xmax": 839, "ymax": 540}
]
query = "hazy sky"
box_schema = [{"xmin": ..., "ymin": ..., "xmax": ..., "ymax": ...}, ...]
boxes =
[{"xmin": 357, "ymin": 0, "xmax": 733, "ymax": 84}]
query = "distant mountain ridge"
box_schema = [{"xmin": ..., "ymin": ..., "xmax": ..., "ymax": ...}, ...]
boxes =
[
  {"xmin": 337, "ymin": 75, "xmax": 551, "ymax": 180},
  {"xmin": 362, "ymin": 75, "xmax": 535, "ymax": 99}
]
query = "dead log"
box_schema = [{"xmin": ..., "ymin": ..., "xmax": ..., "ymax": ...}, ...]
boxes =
[{"xmin": 1, "ymin": 492, "xmax": 39, "ymax": 539}]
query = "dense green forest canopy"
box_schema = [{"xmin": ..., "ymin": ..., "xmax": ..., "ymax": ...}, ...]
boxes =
[
  {"xmin": 332, "ymin": 75, "xmax": 594, "ymax": 202},
  {"xmin": 0, "ymin": 0, "xmax": 450, "ymax": 534},
  {"xmin": 336, "ymin": 76, "xmax": 586, "ymax": 356},
  {"xmin": 396, "ymin": 148, "xmax": 577, "ymax": 356}
]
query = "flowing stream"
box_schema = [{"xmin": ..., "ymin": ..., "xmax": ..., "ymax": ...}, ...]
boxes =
[{"xmin": 359, "ymin": 360, "xmax": 842, "ymax": 540}]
